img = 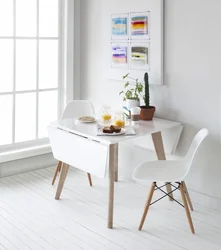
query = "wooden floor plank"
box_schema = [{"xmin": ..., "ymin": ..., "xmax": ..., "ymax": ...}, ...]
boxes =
[
  {"xmin": 9, "ymin": 172, "xmax": 179, "ymax": 250},
  {"xmin": 0, "ymin": 166, "xmax": 221, "ymax": 250},
  {"xmin": 0, "ymin": 213, "xmax": 43, "ymax": 250},
  {"xmin": 16, "ymin": 168, "xmax": 221, "ymax": 250}
]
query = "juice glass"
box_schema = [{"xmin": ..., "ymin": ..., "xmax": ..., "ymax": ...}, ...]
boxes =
[
  {"xmin": 101, "ymin": 105, "xmax": 112, "ymax": 121},
  {"xmin": 114, "ymin": 113, "xmax": 125, "ymax": 128}
]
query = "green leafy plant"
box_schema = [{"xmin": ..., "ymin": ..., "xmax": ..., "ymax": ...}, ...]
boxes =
[{"xmin": 119, "ymin": 73, "xmax": 143, "ymax": 101}]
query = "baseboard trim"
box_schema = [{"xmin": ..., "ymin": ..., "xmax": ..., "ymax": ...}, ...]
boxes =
[{"xmin": 0, "ymin": 153, "xmax": 57, "ymax": 178}]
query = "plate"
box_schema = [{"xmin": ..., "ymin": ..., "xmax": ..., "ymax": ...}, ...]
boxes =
[
  {"xmin": 77, "ymin": 116, "xmax": 96, "ymax": 123},
  {"xmin": 101, "ymin": 128, "xmax": 125, "ymax": 136}
]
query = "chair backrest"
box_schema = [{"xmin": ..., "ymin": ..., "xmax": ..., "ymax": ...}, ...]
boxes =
[
  {"xmin": 62, "ymin": 100, "xmax": 95, "ymax": 119},
  {"xmin": 182, "ymin": 128, "xmax": 209, "ymax": 177}
]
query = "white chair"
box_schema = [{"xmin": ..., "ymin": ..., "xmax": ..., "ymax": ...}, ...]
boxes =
[
  {"xmin": 132, "ymin": 128, "xmax": 209, "ymax": 234},
  {"xmin": 51, "ymin": 100, "xmax": 95, "ymax": 186}
]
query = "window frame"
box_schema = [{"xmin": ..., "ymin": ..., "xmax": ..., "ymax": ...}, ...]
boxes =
[{"xmin": 0, "ymin": 0, "xmax": 72, "ymax": 154}]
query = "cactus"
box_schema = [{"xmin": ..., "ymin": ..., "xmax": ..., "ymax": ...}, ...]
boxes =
[{"xmin": 144, "ymin": 72, "xmax": 150, "ymax": 107}]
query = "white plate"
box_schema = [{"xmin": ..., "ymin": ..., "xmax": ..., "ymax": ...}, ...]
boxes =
[
  {"xmin": 77, "ymin": 116, "xmax": 96, "ymax": 123},
  {"xmin": 101, "ymin": 128, "xmax": 125, "ymax": 136}
]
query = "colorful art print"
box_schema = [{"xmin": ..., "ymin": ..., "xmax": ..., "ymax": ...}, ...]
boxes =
[
  {"xmin": 130, "ymin": 12, "xmax": 150, "ymax": 39},
  {"xmin": 109, "ymin": 2, "xmax": 163, "ymax": 85},
  {"xmin": 130, "ymin": 43, "xmax": 149, "ymax": 69},
  {"xmin": 111, "ymin": 43, "xmax": 128, "ymax": 69},
  {"xmin": 112, "ymin": 45, "xmax": 127, "ymax": 64},
  {"xmin": 111, "ymin": 14, "xmax": 129, "ymax": 39},
  {"xmin": 112, "ymin": 17, "xmax": 127, "ymax": 36}
]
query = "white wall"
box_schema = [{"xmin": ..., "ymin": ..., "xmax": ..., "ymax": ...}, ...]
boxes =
[{"xmin": 80, "ymin": 0, "xmax": 221, "ymax": 202}]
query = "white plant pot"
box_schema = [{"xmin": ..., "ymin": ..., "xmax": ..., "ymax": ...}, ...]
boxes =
[{"xmin": 126, "ymin": 99, "xmax": 140, "ymax": 110}]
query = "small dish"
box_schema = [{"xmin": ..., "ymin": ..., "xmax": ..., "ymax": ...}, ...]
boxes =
[{"xmin": 77, "ymin": 116, "xmax": 96, "ymax": 123}]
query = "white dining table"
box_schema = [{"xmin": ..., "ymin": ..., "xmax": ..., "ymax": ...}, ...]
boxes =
[{"xmin": 48, "ymin": 117, "xmax": 182, "ymax": 229}]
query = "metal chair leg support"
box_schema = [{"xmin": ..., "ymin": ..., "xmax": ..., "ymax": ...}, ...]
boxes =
[{"xmin": 139, "ymin": 182, "xmax": 195, "ymax": 233}]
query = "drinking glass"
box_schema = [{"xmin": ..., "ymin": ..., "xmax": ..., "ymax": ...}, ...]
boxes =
[
  {"xmin": 101, "ymin": 105, "xmax": 112, "ymax": 122},
  {"xmin": 131, "ymin": 107, "xmax": 140, "ymax": 124},
  {"xmin": 114, "ymin": 112, "xmax": 125, "ymax": 128}
]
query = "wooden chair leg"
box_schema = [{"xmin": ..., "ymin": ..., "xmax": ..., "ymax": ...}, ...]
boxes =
[
  {"xmin": 87, "ymin": 173, "xmax": 93, "ymax": 186},
  {"xmin": 139, "ymin": 182, "xmax": 156, "ymax": 231},
  {"xmin": 55, "ymin": 163, "xmax": 69, "ymax": 200},
  {"xmin": 180, "ymin": 181, "xmax": 195, "ymax": 234},
  {"xmin": 52, "ymin": 161, "xmax": 62, "ymax": 185},
  {"xmin": 58, "ymin": 162, "xmax": 62, "ymax": 172},
  {"xmin": 183, "ymin": 181, "xmax": 194, "ymax": 211}
]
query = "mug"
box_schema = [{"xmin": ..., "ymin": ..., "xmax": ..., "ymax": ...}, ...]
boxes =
[{"xmin": 130, "ymin": 107, "xmax": 140, "ymax": 123}]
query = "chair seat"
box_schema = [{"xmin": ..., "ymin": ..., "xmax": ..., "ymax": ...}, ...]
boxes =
[{"xmin": 132, "ymin": 160, "xmax": 187, "ymax": 183}]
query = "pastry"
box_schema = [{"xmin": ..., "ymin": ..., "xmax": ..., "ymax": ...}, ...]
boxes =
[
  {"xmin": 110, "ymin": 125, "xmax": 121, "ymax": 133},
  {"xmin": 103, "ymin": 126, "xmax": 113, "ymax": 133},
  {"xmin": 78, "ymin": 116, "xmax": 95, "ymax": 122}
]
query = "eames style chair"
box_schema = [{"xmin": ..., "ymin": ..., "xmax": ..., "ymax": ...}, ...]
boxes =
[
  {"xmin": 132, "ymin": 128, "xmax": 209, "ymax": 234},
  {"xmin": 51, "ymin": 100, "xmax": 94, "ymax": 187}
]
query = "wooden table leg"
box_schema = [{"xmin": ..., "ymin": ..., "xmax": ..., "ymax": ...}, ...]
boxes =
[
  {"xmin": 52, "ymin": 161, "xmax": 62, "ymax": 185},
  {"xmin": 108, "ymin": 144, "xmax": 117, "ymax": 229},
  {"xmin": 114, "ymin": 144, "xmax": 118, "ymax": 182},
  {"xmin": 151, "ymin": 131, "xmax": 173, "ymax": 200},
  {"xmin": 55, "ymin": 163, "xmax": 69, "ymax": 200}
]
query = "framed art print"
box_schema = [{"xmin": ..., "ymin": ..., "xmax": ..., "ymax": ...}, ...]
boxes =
[
  {"xmin": 111, "ymin": 13, "xmax": 129, "ymax": 40},
  {"xmin": 130, "ymin": 42, "xmax": 149, "ymax": 70},
  {"xmin": 106, "ymin": 0, "xmax": 164, "ymax": 85},
  {"xmin": 130, "ymin": 12, "xmax": 150, "ymax": 40},
  {"xmin": 111, "ymin": 42, "xmax": 129, "ymax": 69}
]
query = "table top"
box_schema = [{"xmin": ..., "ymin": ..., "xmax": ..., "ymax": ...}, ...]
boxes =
[{"xmin": 49, "ymin": 118, "xmax": 182, "ymax": 145}]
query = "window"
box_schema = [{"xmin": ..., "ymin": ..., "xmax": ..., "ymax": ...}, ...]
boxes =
[{"xmin": 0, "ymin": 0, "xmax": 65, "ymax": 152}]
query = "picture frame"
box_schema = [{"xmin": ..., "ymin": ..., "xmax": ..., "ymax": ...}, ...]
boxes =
[
  {"xmin": 111, "ymin": 13, "xmax": 129, "ymax": 40},
  {"xmin": 111, "ymin": 42, "xmax": 129, "ymax": 69},
  {"xmin": 106, "ymin": 0, "xmax": 164, "ymax": 85},
  {"xmin": 130, "ymin": 42, "xmax": 150, "ymax": 70},
  {"xmin": 130, "ymin": 12, "xmax": 150, "ymax": 40}
]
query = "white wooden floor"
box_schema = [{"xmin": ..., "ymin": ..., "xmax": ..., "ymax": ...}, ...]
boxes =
[{"xmin": 0, "ymin": 166, "xmax": 221, "ymax": 250}]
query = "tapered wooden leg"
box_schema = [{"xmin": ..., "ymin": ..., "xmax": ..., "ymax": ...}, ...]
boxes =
[
  {"xmin": 52, "ymin": 161, "xmax": 62, "ymax": 185},
  {"xmin": 108, "ymin": 144, "xmax": 117, "ymax": 229},
  {"xmin": 180, "ymin": 182, "xmax": 195, "ymax": 234},
  {"xmin": 114, "ymin": 144, "xmax": 118, "ymax": 182},
  {"xmin": 151, "ymin": 132, "xmax": 173, "ymax": 200},
  {"xmin": 55, "ymin": 163, "xmax": 69, "ymax": 200},
  {"xmin": 139, "ymin": 182, "xmax": 156, "ymax": 231},
  {"xmin": 87, "ymin": 173, "xmax": 93, "ymax": 186},
  {"xmin": 183, "ymin": 181, "xmax": 194, "ymax": 211},
  {"xmin": 58, "ymin": 162, "xmax": 62, "ymax": 171}
]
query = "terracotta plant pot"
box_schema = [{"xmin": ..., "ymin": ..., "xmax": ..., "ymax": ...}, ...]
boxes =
[{"xmin": 140, "ymin": 106, "xmax": 155, "ymax": 121}]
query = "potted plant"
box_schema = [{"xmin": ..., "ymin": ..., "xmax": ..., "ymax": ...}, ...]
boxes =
[
  {"xmin": 140, "ymin": 72, "xmax": 155, "ymax": 120},
  {"xmin": 119, "ymin": 73, "xmax": 143, "ymax": 110}
]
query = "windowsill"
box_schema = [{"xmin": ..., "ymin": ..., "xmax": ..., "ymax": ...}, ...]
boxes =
[{"xmin": 0, "ymin": 144, "xmax": 52, "ymax": 163}]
